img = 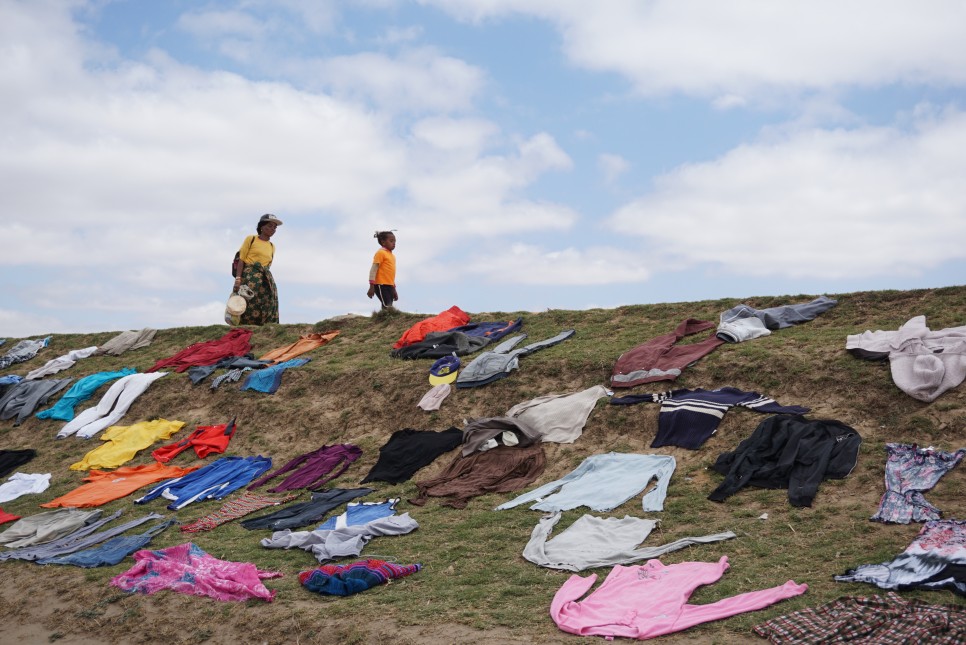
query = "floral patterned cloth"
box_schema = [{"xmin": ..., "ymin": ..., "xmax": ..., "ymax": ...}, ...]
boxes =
[
  {"xmin": 111, "ymin": 542, "xmax": 281, "ymax": 602},
  {"xmin": 239, "ymin": 262, "xmax": 278, "ymax": 325},
  {"xmin": 871, "ymin": 443, "xmax": 966, "ymax": 524}
]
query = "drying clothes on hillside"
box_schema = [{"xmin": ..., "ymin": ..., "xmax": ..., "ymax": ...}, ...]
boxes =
[
  {"xmin": 259, "ymin": 331, "xmax": 340, "ymax": 364},
  {"xmin": 262, "ymin": 513, "xmax": 418, "ymax": 563},
  {"xmin": 417, "ymin": 383, "xmax": 452, "ymax": 411},
  {"xmin": 210, "ymin": 368, "xmax": 250, "ymax": 389},
  {"xmin": 146, "ymin": 328, "xmax": 253, "ymax": 373},
  {"xmin": 0, "ymin": 378, "xmax": 73, "ymax": 426},
  {"xmin": 42, "ymin": 462, "xmax": 200, "ymax": 508},
  {"xmin": 460, "ymin": 417, "xmax": 541, "ymax": 456},
  {"xmin": 250, "ymin": 444, "xmax": 362, "ymax": 492},
  {"xmin": 835, "ymin": 519, "xmax": 966, "ymax": 595},
  {"xmin": 0, "ymin": 508, "xmax": 20, "ymax": 525},
  {"xmin": 35, "ymin": 367, "xmax": 136, "ymax": 421},
  {"xmin": 0, "ymin": 448, "xmax": 37, "ymax": 479},
  {"xmin": 610, "ymin": 387, "xmax": 810, "ymax": 450},
  {"xmin": 360, "ymin": 428, "xmax": 463, "ymax": 484},
  {"xmin": 753, "ymin": 592, "xmax": 966, "ymax": 644},
  {"xmin": 151, "ymin": 420, "xmax": 236, "ymax": 463},
  {"xmin": 716, "ymin": 295, "xmax": 838, "ymax": 344},
  {"xmin": 0, "ymin": 510, "xmax": 124, "ymax": 562},
  {"xmin": 92, "ymin": 328, "xmax": 157, "ymax": 356},
  {"xmin": 392, "ymin": 305, "xmax": 470, "ymax": 350},
  {"xmin": 504, "ymin": 385, "xmax": 610, "ymax": 444},
  {"xmin": 136, "ymin": 456, "xmax": 273, "ymax": 511},
  {"xmin": 316, "ymin": 499, "xmax": 398, "ymax": 530},
  {"xmin": 25, "ymin": 346, "xmax": 97, "ymax": 380},
  {"xmin": 0, "ymin": 374, "xmax": 22, "ymax": 387},
  {"xmin": 497, "ymin": 453, "xmax": 676, "ymax": 513},
  {"xmin": 70, "ymin": 419, "xmax": 186, "ymax": 471},
  {"xmin": 0, "ymin": 472, "xmax": 51, "ymax": 503},
  {"xmin": 187, "ymin": 355, "xmax": 270, "ymax": 385},
  {"xmin": 411, "ymin": 443, "xmax": 546, "ymax": 509},
  {"xmin": 111, "ymin": 542, "xmax": 281, "ymax": 602},
  {"xmin": 871, "ymin": 443, "xmax": 966, "ymax": 524},
  {"xmin": 524, "ymin": 511, "xmax": 737, "ymax": 572},
  {"xmin": 56, "ymin": 372, "xmax": 168, "ymax": 439},
  {"xmin": 241, "ymin": 488, "xmax": 373, "ymax": 531},
  {"xmin": 611, "ymin": 319, "xmax": 723, "ymax": 388},
  {"xmin": 391, "ymin": 318, "xmax": 524, "ymax": 359},
  {"xmin": 0, "ymin": 508, "xmax": 103, "ymax": 548},
  {"xmin": 180, "ymin": 491, "xmax": 299, "ymax": 533},
  {"xmin": 846, "ymin": 315, "xmax": 966, "ymax": 402},
  {"xmin": 551, "ymin": 556, "xmax": 807, "ymax": 640},
  {"xmin": 239, "ymin": 357, "xmax": 310, "ymax": 393},
  {"xmin": 0, "ymin": 336, "xmax": 50, "ymax": 370},
  {"xmin": 456, "ymin": 330, "xmax": 576, "ymax": 389},
  {"xmin": 708, "ymin": 414, "xmax": 861, "ymax": 507},
  {"xmin": 300, "ymin": 559, "xmax": 422, "ymax": 597},
  {"xmin": 39, "ymin": 516, "xmax": 176, "ymax": 567}
]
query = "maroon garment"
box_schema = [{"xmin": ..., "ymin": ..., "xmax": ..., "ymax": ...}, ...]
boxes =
[
  {"xmin": 146, "ymin": 329, "xmax": 253, "ymax": 373},
  {"xmin": 611, "ymin": 318, "xmax": 724, "ymax": 388},
  {"xmin": 248, "ymin": 444, "xmax": 362, "ymax": 492},
  {"xmin": 410, "ymin": 443, "xmax": 546, "ymax": 509},
  {"xmin": 152, "ymin": 420, "xmax": 237, "ymax": 462}
]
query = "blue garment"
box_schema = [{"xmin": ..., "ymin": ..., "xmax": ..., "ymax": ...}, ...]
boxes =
[
  {"xmin": 496, "ymin": 452, "xmax": 676, "ymax": 513},
  {"xmin": 316, "ymin": 499, "xmax": 398, "ymax": 530},
  {"xmin": 0, "ymin": 375, "xmax": 21, "ymax": 386},
  {"xmin": 36, "ymin": 367, "xmax": 136, "ymax": 421},
  {"xmin": 447, "ymin": 318, "xmax": 524, "ymax": 342},
  {"xmin": 38, "ymin": 517, "xmax": 176, "ymax": 567},
  {"xmin": 240, "ymin": 358, "xmax": 311, "ymax": 394},
  {"xmin": 135, "ymin": 456, "xmax": 273, "ymax": 510}
]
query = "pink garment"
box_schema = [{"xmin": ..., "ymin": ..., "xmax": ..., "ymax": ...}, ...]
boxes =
[
  {"xmin": 551, "ymin": 556, "xmax": 806, "ymax": 640},
  {"xmin": 417, "ymin": 383, "xmax": 451, "ymax": 411},
  {"xmin": 111, "ymin": 542, "xmax": 281, "ymax": 602},
  {"xmin": 393, "ymin": 306, "xmax": 470, "ymax": 349}
]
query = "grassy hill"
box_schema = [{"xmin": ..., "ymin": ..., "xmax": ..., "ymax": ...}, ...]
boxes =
[{"xmin": 1, "ymin": 286, "xmax": 965, "ymax": 644}]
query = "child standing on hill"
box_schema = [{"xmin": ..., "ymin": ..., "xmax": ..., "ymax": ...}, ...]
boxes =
[{"xmin": 367, "ymin": 230, "xmax": 398, "ymax": 309}]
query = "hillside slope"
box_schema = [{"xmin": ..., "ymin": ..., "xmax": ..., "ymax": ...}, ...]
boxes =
[{"xmin": 1, "ymin": 286, "xmax": 965, "ymax": 644}]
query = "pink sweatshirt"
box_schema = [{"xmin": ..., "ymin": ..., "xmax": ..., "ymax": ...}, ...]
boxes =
[{"xmin": 550, "ymin": 556, "xmax": 807, "ymax": 640}]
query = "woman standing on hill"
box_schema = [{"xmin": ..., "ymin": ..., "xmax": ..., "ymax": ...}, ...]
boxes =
[
  {"xmin": 367, "ymin": 230, "xmax": 398, "ymax": 310},
  {"xmin": 233, "ymin": 214, "xmax": 282, "ymax": 325}
]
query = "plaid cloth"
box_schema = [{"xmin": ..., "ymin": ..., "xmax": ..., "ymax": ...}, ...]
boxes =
[
  {"xmin": 180, "ymin": 491, "xmax": 298, "ymax": 533},
  {"xmin": 753, "ymin": 592, "xmax": 966, "ymax": 644}
]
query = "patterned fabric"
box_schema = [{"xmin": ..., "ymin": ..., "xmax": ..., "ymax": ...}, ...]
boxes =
[
  {"xmin": 299, "ymin": 559, "xmax": 421, "ymax": 596},
  {"xmin": 111, "ymin": 542, "xmax": 281, "ymax": 602},
  {"xmin": 180, "ymin": 492, "xmax": 299, "ymax": 533},
  {"xmin": 753, "ymin": 592, "xmax": 966, "ymax": 644},
  {"xmin": 871, "ymin": 443, "xmax": 966, "ymax": 524},
  {"xmin": 239, "ymin": 262, "xmax": 278, "ymax": 325},
  {"xmin": 835, "ymin": 519, "xmax": 966, "ymax": 595}
]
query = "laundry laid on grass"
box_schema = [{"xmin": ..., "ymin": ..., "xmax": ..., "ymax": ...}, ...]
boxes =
[
  {"xmin": 0, "ymin": 378, "xmax": 74, "ymax": 426},
  {"xmin": 261, "ymin": 512, "xmax": 419, "ymax": 563},
  {"xmin": 610, "ymin": 319, "xmax": 723, "ymax": 388},
  {"xmin": 299, "ymin": 559, "xmax": 421, "ymax": 597},
  {"xmin": 870, "ymin": 443, "xmax": 966, "ymax": 524},
  {"xmin": 69, "ymin": 419, "xmax": 186, "ymax": 470},
  {"xmin": 35, "ymin": 368, "xmax": 136, "ymax": 422},
  {"xmin": 56, "ymin": 372, "xmax": 168, "ymax": 439},
  {"xmin": 42, "ymin": 463, "xmax": 200, "ymax": 508},
  {"xmin": 716, "ymin": 295, "xmax": 838, "ymax": 343},
  {"xmin": 360, "ymin": 428, "xmax": 463, "ymax": 484}
]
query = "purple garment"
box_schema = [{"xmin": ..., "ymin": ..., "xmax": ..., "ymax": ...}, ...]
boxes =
[
  {"xmin": 871, "ymin": 443, "xmax": 966, "ymax": 524},
  {"xmin": 111, "ymin": 542, "xmax": 281, "ymax": 602},
  {"xmin": 248, "ymin": 444, "xmax": 362, "ymax": 492}
]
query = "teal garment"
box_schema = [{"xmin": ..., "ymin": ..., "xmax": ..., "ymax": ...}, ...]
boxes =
[{"xmin": 36, "ymin": 367, "xmax": 136, "ymax": 421}]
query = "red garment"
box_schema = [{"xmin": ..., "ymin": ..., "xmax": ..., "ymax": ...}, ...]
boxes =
[
  {"xmin": 611, "ymin": 318, "xmax": 724, "ymax": 388},
  {"xmin": 260, "ymin": 331, "xmax": 340, "ymax": 364},
  {"xmin": 152, "ymin": 420, "xmax": 237, "ymax": 462},
  {"xmin": 392, "ymin": 306, "xmax": 470, "ymax": 349},
  {"xmin": 146, "ymin": 329, "xmax": 253, "ymax": 373},
  {"xmin": 0, "ymin": 508, "xmax": 21, "ymax": 525}
]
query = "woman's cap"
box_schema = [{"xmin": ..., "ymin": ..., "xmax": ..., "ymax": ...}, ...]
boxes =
[
  {"xmin": 260, "ymin": 214, "xmax": 283, "ymax": 226},
  {"xmin": 429, "ymin": 355, "xmax": 461, "ymax": 385}
]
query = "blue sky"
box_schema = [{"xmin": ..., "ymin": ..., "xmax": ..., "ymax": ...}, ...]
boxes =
[{"xmin": 3, "ymin": 0, "xmax": 965, "ymax": 338}]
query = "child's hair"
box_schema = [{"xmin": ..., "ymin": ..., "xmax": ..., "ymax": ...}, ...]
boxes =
[{"xmin": 374, "ymin": 230, "xmax": 395, "ymax": 244}]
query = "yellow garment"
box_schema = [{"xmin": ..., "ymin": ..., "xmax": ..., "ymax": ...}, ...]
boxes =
[
  {"xmin": 371, "ymin": 247, "xmax": 395, "ymax": 285},
  {"xmin": 69, "ymin": 419, "xmax": 186, "ymax": 471},
  {"xmin": 240, "ymin": 236, "xmax": 274, "ymax": 268}
]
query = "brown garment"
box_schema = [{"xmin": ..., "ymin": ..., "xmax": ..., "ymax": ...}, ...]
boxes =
[
  {"xmin": 410, "ymin": 443, "xmax": 546, "ymax": 509},
  {"xmin": 611, "ymin": 318, "xmax": 724, "ymax": 388},
  {"xmin": 259, "ymin": 331, "xmax": 340, "ymax": 364}
]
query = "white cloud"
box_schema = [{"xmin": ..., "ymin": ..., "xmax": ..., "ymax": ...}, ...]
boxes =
[
  {"xmin": 598, "ymin": 153, "xmax": 628, "ymax": 184},
  {"xmin": 607, "ymin": 107, "xmax": 966, "ymax": 279},
  {"xmin": 177, "ymin": 10, "xmax": 267, "ymax": 40},
  {"xmin": 461, "ymin": 244, "xmax": 652, "ymax": 285},
  {"xmin": 423, "ymin": 1, "xmax": 966, "ymax": 101}
]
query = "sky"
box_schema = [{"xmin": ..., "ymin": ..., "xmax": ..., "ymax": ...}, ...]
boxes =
[{"xmin": 3, "ymin": 0, "xmax": 965, "ymax": 339}]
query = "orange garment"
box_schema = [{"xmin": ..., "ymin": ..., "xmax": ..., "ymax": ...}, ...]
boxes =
[
  {"xmin": 260, "ymin": 331, "xmax": 340, "ymax": 364},
  {"xmin": 393, "ymin": 306, "xmax": 470, "ymax": 350},
  {"xmin": 41, "ymin": 462, "xmax": 199, "ymax": 508}
]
